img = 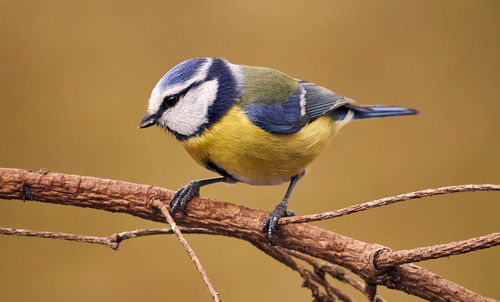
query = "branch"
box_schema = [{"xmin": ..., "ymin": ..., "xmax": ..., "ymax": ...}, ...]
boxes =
[
  {"xmin": 0, "ymin": 168, "xmax": 497, "ymax": 302},
  {"xmin": 374, "ymin": 232, "xmax": 500, "ymax": 269},
  {"xmin": 0, "ymin": 226, "xmax": 217, "ymax": 250},
  {"xmin": 280, "ymin": 184, "xmax": 500, "ymax": 224},
  {"xmin": 0, "ymin": 227, "xmax": 123, "ymax": 249},
  {"xmin": 150, "ymin": 198, "xmax": 220, "ymax": 302}
]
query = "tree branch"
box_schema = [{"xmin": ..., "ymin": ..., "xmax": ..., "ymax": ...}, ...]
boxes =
[
  {"xmin": 280, "ymin": 184, "xmax": 500, "ymax": 225},
  {"xmin": 0, "ymin": 226, "xmax": 218, "ymax": 250},
  {"xmin": 373, "ymin": 232, "xmax": 500, "ymax": 269},
  {"xmin": 150, "ymin": 198, "xmax": 220, "ymax": 302},
  {"xmin": 0, "ymin": 168, "xmax": 497, "ymax": 301}
]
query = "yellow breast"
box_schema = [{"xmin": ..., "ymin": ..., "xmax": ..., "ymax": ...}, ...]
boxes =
[{"xmin": 182, "ymin": 106, "xmax": 343, "ymax": 185}]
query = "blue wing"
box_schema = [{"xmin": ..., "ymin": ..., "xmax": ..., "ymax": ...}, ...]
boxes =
[
  {"xmin": 242, "ymin": 85, "xmax": 306, "ymax": 134},
  {"xmin": 242, "ymin": 81, "xmax": 353, "ymax": 134}
]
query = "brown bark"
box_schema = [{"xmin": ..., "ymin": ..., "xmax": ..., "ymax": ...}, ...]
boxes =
[{"xmin": 0, "ymin": 168, "xmax": 496, "ymax": 301}]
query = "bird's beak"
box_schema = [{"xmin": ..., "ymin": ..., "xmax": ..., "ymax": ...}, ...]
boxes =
[{"xmin": 138, "ymin": 112, "xmax": 157, "ymax": 129}]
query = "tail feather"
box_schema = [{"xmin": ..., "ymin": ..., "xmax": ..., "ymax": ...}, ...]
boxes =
[{"xmin": 331, "ymin": 105, "xmax": 418, "ymax": 120}]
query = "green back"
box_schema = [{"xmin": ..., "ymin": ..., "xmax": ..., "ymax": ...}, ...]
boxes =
[{"xmin": 239, "ymin": 66, "xmax": 298, "ymax": 106}]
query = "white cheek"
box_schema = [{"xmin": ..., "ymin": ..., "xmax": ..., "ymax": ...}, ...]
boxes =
[{"xmin": 162, "ymin": 79, "xmax": 219, "ymax": 136}]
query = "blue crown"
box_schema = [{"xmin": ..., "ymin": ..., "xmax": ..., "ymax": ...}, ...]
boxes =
[{"xmin": 157, "ymin": 58, "xmax": 208, "ymax": 89}]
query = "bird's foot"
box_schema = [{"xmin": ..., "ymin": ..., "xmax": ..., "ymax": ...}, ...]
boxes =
[
  {"xmin": 262, "ymin": 204, "xmax": 295, "ymax": 246},
  {"xmin": 170, "ymin": 181, "xmax": 201, "ymax": 215}
]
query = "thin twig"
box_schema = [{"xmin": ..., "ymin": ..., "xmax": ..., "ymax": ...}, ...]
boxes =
[
  {"xmin": 374, "ymin": 232, "xmax": 500, "ymax": 269},
  {"xmin": 281, "ymin": 184, "xmax": 500, "ymax": 224},
  {"xmin": 0, "ymin": 227, "xmax": 122, "ymax": 249},
  {"xmin": 251, "ymin": 240, "xmax": 347, "ymax": 301},
  {"xmin": 308, "ymin": 268, "xmax": 354, "ymax": 302},
  {"xmin": 286, "ymin": 249, "xmax": 386, "ymax": 302},
  {"xmin": 298, "ymin": 265, "xmax": 336, "ymax": 302},
  {"xmin": 150, "ymin": 198, "xmax": 220, "ymax": 302},
  {"xmin": 0, "ymin": 227, "xmax": 217, "ymax": 250}
]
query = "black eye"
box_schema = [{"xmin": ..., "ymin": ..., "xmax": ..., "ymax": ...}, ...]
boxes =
[{"xmin": 162, "ymin": 95, "xmax": 179, "ymax": 108}]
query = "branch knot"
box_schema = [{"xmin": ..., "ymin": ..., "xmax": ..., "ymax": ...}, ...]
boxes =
[
  {"xmin": 372, "ymin": 247, "xmax": 392, "ymax": 271},
  {"xmin": 369, "ymin": 247, "xmax": 402, "ymax": 288}
]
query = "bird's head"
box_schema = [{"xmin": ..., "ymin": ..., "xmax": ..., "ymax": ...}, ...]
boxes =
[{"xmin": 139, "ymin": 58, "xmax": 241, "ymax": 140}]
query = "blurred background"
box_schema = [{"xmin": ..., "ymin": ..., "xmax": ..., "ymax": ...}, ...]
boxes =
[{"xmin": 0, "ymin": 1, "xmax": 499, "ymax": 301}]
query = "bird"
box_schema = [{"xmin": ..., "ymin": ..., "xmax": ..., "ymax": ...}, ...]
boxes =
[{"xmin": 139, "ymin": 57, "xmax": 417, "ymax": 245}]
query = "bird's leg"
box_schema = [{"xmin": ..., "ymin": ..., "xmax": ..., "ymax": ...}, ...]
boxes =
[
  {"xmin": 170, "ymin": 176, "xmax": 230, "ymax": 215},
  {"xmin": 262, "ymin": 174, "xmax": 301, "ymax": 245}
]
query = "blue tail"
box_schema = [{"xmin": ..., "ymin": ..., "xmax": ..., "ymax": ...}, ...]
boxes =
[{"xmin": 332, "ymin": 105, "xmax": 418, "ymax": 120}]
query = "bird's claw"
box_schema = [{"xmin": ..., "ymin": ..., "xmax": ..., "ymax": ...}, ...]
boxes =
[
  {"xmin": 262, "ymin": 204, "xmax": 295, "ymax": 246},
  {"xmin": 170, "ymin": 181, "xmax": 200, "ymax": 215}
]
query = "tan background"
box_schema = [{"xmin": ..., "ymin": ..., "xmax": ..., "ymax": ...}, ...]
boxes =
[{"xmin": 1, "ymin": 1, "xmax": 499, "ymax": 301}]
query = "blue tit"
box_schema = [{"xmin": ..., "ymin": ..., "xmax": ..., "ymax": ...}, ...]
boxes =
[{"xmin": 139, "ymin": 58, "xmax": 417, "ymax": 244}]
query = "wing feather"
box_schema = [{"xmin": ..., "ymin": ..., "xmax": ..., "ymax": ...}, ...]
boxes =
[
  {"xmin": 301, "ymin": 82, "xmax": 354, "ymax": 121},
  {"xmin": 239, "ymin": 67, "xmax": 353, "ymax": 134}
]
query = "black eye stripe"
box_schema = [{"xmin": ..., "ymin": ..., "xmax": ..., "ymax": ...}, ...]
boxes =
[{"xmin": 158, "ymin": 81, "xmax": 204, "ymax": 114}]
